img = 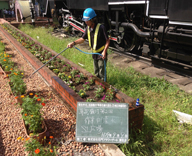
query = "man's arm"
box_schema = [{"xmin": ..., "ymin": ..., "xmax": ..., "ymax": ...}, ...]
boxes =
[
  {"xmin": 67, "ymin": 38, "xmax": 85, "ymax": 48},
  {"xmin": 102, "ymin": 38, "xmax": 110, "ymax": 59}
]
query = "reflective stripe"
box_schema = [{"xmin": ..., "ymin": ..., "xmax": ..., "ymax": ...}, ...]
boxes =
[
  {"xmin": 88, "ymin": 26, "xmax": 91, "ymax": 47},
  {"xmin": 88, "ymin": 23, "xmax": 104, "ymax": 53},
  {"xmin": 92, "ymin": 45, "xmax": 105, "ymax": 53}
]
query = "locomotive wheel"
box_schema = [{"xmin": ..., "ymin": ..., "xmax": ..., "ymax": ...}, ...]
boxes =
[{"xmin": 113, "ymin": 27, "xmax": 139, "ymax": 52}]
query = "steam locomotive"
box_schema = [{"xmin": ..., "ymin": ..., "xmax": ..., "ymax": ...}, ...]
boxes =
[{"xmin": 16, "ymin": 0, "xmax": 192, "ymax": 65}]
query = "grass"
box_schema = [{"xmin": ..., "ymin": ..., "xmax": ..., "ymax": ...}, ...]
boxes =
[{"xmin": 18, "ymin": 24, "xmax": 192, "ymax": 156}]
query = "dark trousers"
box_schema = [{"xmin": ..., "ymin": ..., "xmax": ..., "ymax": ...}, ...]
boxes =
[{"xmin": 93, "ymin": 58, "xmax": 107, "ymax": 81}]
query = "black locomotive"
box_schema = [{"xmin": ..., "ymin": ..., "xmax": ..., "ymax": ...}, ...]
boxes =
[{"xmin": 42, "ymin": 0, "xmax": 192, "ymax": 65}]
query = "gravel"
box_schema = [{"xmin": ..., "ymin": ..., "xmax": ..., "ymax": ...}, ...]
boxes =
[{"xmin": 0, "ymin": 31, "xmax": 105, "ymax": 156}]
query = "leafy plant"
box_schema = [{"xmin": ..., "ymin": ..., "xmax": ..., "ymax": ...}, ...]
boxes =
[
  {"xmin": 79, "ymin": 73, "xmax": 84, "ymax": 80},
  {"xmin": 75, "ymin": 77, "xmax": 80, "ymax": 84},
  {"xmin": 105, "ymin": 87, "xmax": 115, "ymax": 101},
  {"xmin": 53, "ymin": 69, "xmax": 59, "ymax": 74},
  {"xmin": 21, "ymin": 95, "xmax": 45, "ymax": 134},
  {"xmin": 87, "ymin": 76, "xmax": 94, "ymax": 85},
  {"xmin": 0, "ymin": 51, "xmax": 14, "ymax": 71},
  {"xmin": 83, "ymin": 81, "xmax": 90, "ymax": 91},
  {"xmin": 86, "ymin": 98, "xmax": 96, "ymax": 102},
  {"xmin": 69, "ymin": 86, "xmax": 76, "ymax": 91},
  {"xmin": 22, "ymin": 136, "xmax": 56, "ymax": 156},
  {"xmin": 94, "ymin": 83, "xmax": 105, "ymax": 98},
  {"xmin": 101, "ymin": 95, "xmax": 107, "ymax": 102},
  {"xmin": 78, "ymin": 89, "xmax": 86, "ymax": 98},
  {"xmin": 70, "ymin": 68, "xmax": 79, "ymax": 78},
  {"xmin": 9, "ymin": 69, "xmax": 26, "ymax": 96}
]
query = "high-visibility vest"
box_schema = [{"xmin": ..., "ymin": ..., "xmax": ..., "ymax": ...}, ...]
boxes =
[{"xmin": 87, "ymin": 23, "xmax": 105, "ymax": 53}]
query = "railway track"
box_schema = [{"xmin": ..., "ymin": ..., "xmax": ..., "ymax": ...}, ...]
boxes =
[{"xmin": 52, "ymin": 28, "xmax": 192, "ymax": 94}]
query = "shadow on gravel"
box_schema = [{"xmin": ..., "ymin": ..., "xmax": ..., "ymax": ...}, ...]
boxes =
[
  {"xmin": 44, "ymin": 118, "xmax": 70, "ymax": 141},
  {"xmin": 0, "ymin": 129, "xmax": 5, "ymax": 155}
]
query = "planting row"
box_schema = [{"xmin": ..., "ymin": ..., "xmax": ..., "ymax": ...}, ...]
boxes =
[
  {"xmin": 0, "ymin": 38, "xmax": 57, "ymax": 155},
  {"xmin": 1, "ymin": 23, "xmax": 120, "ymax": 103}
]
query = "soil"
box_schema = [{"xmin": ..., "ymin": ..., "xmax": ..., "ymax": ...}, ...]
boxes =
[{"xmin": 0, "ymin": 30, "xmax": 105, "ymax": 155}]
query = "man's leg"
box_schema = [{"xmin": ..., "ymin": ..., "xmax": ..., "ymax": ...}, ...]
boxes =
[
  {"xmin": 98, "ymin": 59, "xmax": 107, "ymax": 81},
  {"xmin": 93, "ymin": 59, "xmax": 100, "ymax": 78}
]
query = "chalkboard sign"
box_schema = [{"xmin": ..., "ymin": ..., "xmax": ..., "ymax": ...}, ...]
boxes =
[{"xmin": 76, "ymin": 102, "xmax": 129, "ymax": 144}]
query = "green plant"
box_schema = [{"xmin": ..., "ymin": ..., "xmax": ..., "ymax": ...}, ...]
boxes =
[
  {"xmin": 94, "ymin": 83, "xmax": 105, "ymax": 98},
  {"xmin": 105, "ymin": 87, "xmax": 115, "ymax": 101},
  {"xmin": 9, "ymin": 69, "xmax": 26, "ymax": 96},
  {"xmin": 86, "ymin": 98, "xmax": 96, "ymax": 102},
  {"xmin": 69, "ymin": 86, "xmax": 76, "ymax": 91},
  {"xmin": 65, "ymin": 80, "xmax": 73, "ymax": 86},
  {"xmin": 78, "ymin": 89, "xmax": 86, "ymax": 98},
  {"xmin": 61, "ymin": 65, "xmax": 67, "ymax": 72},
  {"xmin": 61, "ymin": 60, "xmax": 65, "ymax": 65},
  {"xmin": 75, "ymin": 77, "xmax": 80, "ymax": 84},
  {"xmin": 79, "ymin": 73, "xmax": 84, "ymax": 80},
  {"xmin": 0, "ymin": 40, "xmax": 5, "ymax": 52},
  {"xmin": 83, "ymin": 81, "xmax": 90, "ymax": 91},
  {"xmin": 22, "ymin": 136, "xmax": 56, "ymax": 156},
  {"xmin": 87, "ymin": 76, "xmax": 94, "ymax": 85},
  {"xmin": 0, "ymin": 51, "xmax": 14, "ymax": 71},
  {"xmin": 21, "ymin": 95, "xmax": 45, "ymax": 134},
  {"xmin": 70, "ymin": 68, "xmax": 79, "ymax": 78},
  {"xmin": 53, "ymin": 69, "xmax": 59, "ymax": 74}
]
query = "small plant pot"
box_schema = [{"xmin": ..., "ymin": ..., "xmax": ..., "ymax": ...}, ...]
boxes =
[{"xmin": 22, "ymin": 119, "xmax": 47, "ymax": 145}]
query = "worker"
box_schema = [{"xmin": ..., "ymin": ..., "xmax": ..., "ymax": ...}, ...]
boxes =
[{"xmin": 67, "ymin": 8, "xmax": 110, "ymax": 81}]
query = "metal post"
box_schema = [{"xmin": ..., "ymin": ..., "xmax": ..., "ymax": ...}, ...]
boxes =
[{"xmin": 29, "ymin": 0, "xmax": 35, "ymax": 26}]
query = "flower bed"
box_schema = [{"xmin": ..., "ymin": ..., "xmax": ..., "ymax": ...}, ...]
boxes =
[
  {"xmin": 0, "ymin": 23, "xmax": 144, "ymax": 131},
  {"xmin": 0, "ymin": 37, "xmax": 58, "ymax": 155}
]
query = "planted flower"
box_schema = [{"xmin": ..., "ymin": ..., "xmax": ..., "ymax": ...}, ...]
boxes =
[
  {"xmin": 75, "ymin": 77, "xmax": 80, "ymax": 84},
  {"xmin": 21, "ymin": 95, "xmax": 45, "ymax": 134},
  {"xmin": 94, "ymin": 83, "xmax": 105, "ymax": 98},
  {"xmin": 53, "ymin": 69, "xmax": 59, "ymax": 74},
  {"xmin": 86, "ymin": 98, "xmax": 96, "ymax": 102},
  {"xmin": 9, "ymin": 69, "xmax": 26, "ymax": 96},
  {"xmin": 58, "ymin": 72, "xmax": 65, "ymax": 79},
  {"xmin": 79, "ymin": 73, "xmax": 84, "ymax": 80},
  {"xmin": 105, "ymin": 87, "xmax": 115, "ymax": 100},
  {"xmin": 61, "ymin": 65, "xmax": 67, "ymax": 72},
  {"xmin": 101, "ymin": 95, "xmax": 107, "ymax": 102},
  {"xmin": 23, "ymin": 136, "xmax": 56, "ymax": 155},
  {"xmin": 69, "ymin": 86, "xmax": 76, "ymax": 91},
  {"xmin": 70, "ymin": 68, "xmax": 79, "ymax": 78},
  {"xmin": 61, "ymin": 60, "xmax": 65, "ymax": 65},
  {"xmin": 83, "ymin": 81, "xmax": 90, "ymax": 91},
  {"xmin": 56, "ymin": 58, "xmax": 61, "ymax": 63},
  {"xmin": 65, "ymin": 80, "xmax": 73, "ymax": 86},
  {"xmin": 35, "ymin": 53, "xmax": 41, "ymax": 58},
  {"xmin": 87, "ymin": 76, "xmax": 94, "ymax": 85},
  {"xmin": 39, "ymin": 56, "xmax": 44, "ymax": 61},
  {"xmin": 78, "ymin": 89, "xmax": 86, "ymax": 98},
  {"xmin": 47, "ymin": 65, "xmax": 54, "ymax": 70}
]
